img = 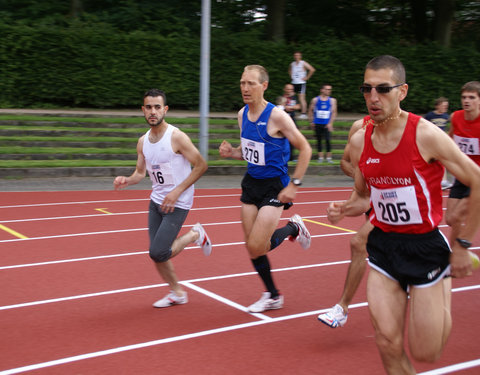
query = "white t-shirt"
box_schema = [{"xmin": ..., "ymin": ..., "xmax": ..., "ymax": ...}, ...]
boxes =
[
  {"xmin": 143, "ymin": 125, "xmax": 194, "ymax": 209},
  {"xmin": 290, "ymin": 61, "xmax": 307, "ymax": 84}
]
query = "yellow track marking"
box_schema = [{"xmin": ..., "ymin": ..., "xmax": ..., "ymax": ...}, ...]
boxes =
[
  {"xmin": 95, "ymin": 208, "xmax": 112, "ymax": 215},
  {"xmin": 303, "ymin": 218, "xmax": 356, "ymax": 233},
  {"xmin": 0, "ymin": 224, "xmax": 28, "ymax": 239}
]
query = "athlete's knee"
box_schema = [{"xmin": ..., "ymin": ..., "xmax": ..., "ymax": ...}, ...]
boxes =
[
  {"xmin": 246, "ymin": 238, "xmax": 268, "ymax": 258},
  {"xmin": 445, "ymin": 210, "xmax": 459, "ymax": 227},
  {"xmin": 350, "ymin": 233, "xmax": 367, "ymax": 257},
  {"xmin": 410, "ymin": 345, "xmax": 443, "ymax": 363},
  {"xmin": 375, "ymin": 331, "xmax": 404, "ymax": 361},
  {"xmin": 446, "ymin": 203, "xmax": 467, "ymax": 227},
  {"xmin": 149, "ymin": 247, "xmax": 172, "ymax": 263}
]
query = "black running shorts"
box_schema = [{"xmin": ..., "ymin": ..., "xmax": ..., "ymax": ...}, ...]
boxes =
[
  {"xmin": 367, "ymin": 227, "xmax": 450, "ymax": 292},
  {"xmin": 240, "ymin": 173, "xmax": 292, "ymax": 210},
  {"xmin": 448, "ymin": 178, "xmax": 470, "ymax": 199}
]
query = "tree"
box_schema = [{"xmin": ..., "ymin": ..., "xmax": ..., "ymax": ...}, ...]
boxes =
[
  {"xmin": 70, "ymin": 0, "xmax": 83, "ymax": 18},
  {"xmin": 265, "ymin": 0, "xmax": 286, "ymax": 42},
  {"xmin": 433, "ymin": 0, "xmax": 455, "ymax": 47},
  {"xmin": 410, "ymin": 0, "xmax": 429, "ymax": 43}
]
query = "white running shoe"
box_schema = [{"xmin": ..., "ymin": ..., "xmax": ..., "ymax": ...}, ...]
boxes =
[
  {"xmin": 193, "ymin": 223, "xmax": 212, "ymax": 256},
  {"xmin": 289, "ymin": 214, "xmax": 311, "ymax": 249},
  {"xmin": 299, "ymin": 113, "xmax": 308, "ymax": 120},
  {"xmin": 317, "ymin": 304, "xmax": 348, "ymax": 328},
  {"xmin": 153, "ymin": 291, "xmax": 188, "ymax": 308},
  {"xmin": 248, "ymin": 292, "xmax": 284, "ymax": 313}
]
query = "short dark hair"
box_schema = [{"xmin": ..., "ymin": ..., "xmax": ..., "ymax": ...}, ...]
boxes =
[
  {"xmin": 461, "ymin": 81, "xmax": 480, "ymax": 97},
  {"xmin": 143, "ymin": 89, "xmax": 167, "ymax": 105},
  {"xmin": 365, "ymin": 55, "xmax": 406, "ymax": 84},
  {"xmin": 434, "ymin": 97, "xmax": 448, "ymax": 106}
]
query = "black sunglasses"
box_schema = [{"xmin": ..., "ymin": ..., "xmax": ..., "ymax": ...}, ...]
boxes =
[{"xmin": 359, "ymin": 83, "xmax": 404, "ymax": 94}]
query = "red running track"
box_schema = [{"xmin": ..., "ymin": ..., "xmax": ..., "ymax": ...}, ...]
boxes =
[{"xmin": 0, "ymin": 187, "xmax": 479, "ymax": 374}]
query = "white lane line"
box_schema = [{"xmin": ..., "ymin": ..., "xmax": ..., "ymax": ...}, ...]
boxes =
[
  {"xmin": 0, "ymin": 211, "xmax": 150, "ymax": 224},
  {"xmin": 0, "ymin": 303, "xmax": 367, "ymax": 375},
  {"xmin": 181, "ymin": 281, "xmax": 272, "ymax": 320},
  {"xmin": 0, "ymin": 228, "xmax": 147, "ymax": 243},
  {"xmin": 3, "ymin": 299, "xmax": 479, "ymax": 375},
  {"xmin": 0, "ymin": 251, "xmax": 150, "ymax": 270},
  {"xmin": 0, "ymin": 200, "xmax": 335, "ymax": 224},
  {"xmin": 0, "ymin": 260, "xmax": 352, "ymax": 311},
  {"xmin": 0, "ymin": 215, "xmax": 350, "ymax": 244},
  {"xmin": 0, "ymin": 283, "xmax": 166, "ymax": 311},
  {"xmin": 0, "ymin": 198, "xmax": 149, "ymax": 209},
  {"xmin": 3, "ymin": 260, "xmax": 477, "ymax": 312},
  {"xmin": 0, "ymin": 188, "xmax": 349, "ymax": 210},
  {"xmin": 0, "ymin": 232, "xmax": 354, "ymax": 269},
  {"xmin": 418, "ymin": 359, "xmax": 480, "ymax": 375},
  {"xmin": 0, "ymin": 318, "xmax": 279, "ymax": 375}
]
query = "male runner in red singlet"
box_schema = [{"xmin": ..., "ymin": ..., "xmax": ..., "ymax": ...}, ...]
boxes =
[
  {"xmin": 327, "ymin": 56, "xmax": 480, "ymax": 374},
  {"xmin": 317, "ymin": 118, "xmax": 373, "ymax": 328},
  {"xmin": 445, "ymin": 81, "xmax": 480, "ymax": 247}
]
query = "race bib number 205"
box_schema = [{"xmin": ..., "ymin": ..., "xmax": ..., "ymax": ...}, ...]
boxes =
[{"xmin": 371, "ymin": 185, "xmax": 422, "ymax": 225}]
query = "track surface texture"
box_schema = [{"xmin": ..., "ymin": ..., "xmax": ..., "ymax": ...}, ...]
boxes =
[{"xmin": 0, "ymin": 180, "xmax": 479, "ymax": 375}]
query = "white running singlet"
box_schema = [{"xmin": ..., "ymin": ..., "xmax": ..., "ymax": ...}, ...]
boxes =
[{"xmin": 143, "ymin": 125, "xmax": 194, "ymax": 210}]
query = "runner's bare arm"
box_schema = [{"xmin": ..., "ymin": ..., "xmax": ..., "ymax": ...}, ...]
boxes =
[{"xmin": 113, "ymin": 136, "xmax": 147, "ymax": 190}]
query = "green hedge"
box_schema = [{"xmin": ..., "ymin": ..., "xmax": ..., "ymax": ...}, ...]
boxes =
[{"xmin": 1, "ymin": 21, "xmax": 479, "ymax": 113}]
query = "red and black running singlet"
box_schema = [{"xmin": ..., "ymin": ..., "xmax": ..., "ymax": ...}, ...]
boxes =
[
  {"xmin": 451, "ymin": 110, "xmax": 480, "ymax": 167},
  {"xmin": 359, "ymin": 113, "xmax": 444, "ymax": 234}
]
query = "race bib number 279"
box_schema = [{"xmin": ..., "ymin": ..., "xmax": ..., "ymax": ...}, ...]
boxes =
[{"xmin": 241, "ymin": 137, "xmax": 266, "ymax": 166}]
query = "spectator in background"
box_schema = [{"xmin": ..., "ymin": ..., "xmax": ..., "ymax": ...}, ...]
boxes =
[
  {"xmin": 424, "ymin": 97, "xmax": 451, "ymax": 189},
  {"xmin": 308, "ymin": 84, "xmax": 337, "ymax": 163},
  {"xmin": 424, "ymin": 97, "xmax": 450, "ymax": 132},
  {"xmin": 288, "ymin": 51, "xmax": 315, "ymax": 119},
  {"xmin": 283, "ymin": 83, "xmax": 301, "ymax": 161}
]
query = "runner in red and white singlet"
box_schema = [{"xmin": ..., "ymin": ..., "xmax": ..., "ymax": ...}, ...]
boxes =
[
  {"xmin": 325, "ymin": 56, "xmax": 480, "ymax": 375},
  {"xmin": 360, "ymin": 113, "xmax": 444, "ymax": 234},
  {"xmin": 446, "ymin": 82, "xmax": 480, "ymax": 248}
]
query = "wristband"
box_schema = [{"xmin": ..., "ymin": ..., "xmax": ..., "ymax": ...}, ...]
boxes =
[{"xmin": 456, "ymin": 238, "xmax": 472, "ymax": 249}]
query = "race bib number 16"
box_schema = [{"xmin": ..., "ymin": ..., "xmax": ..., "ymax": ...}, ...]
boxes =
[
  {"xmin": 371, "ymin": 185, "xmax": 422, "ymax": 225},
  {"xmin": 149, "ymin": 163, "xmax": 174, "ymax": 186}
]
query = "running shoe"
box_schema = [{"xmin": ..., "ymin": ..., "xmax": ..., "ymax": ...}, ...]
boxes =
[
  {"xmin": 248, "ymin": 292, "xmax": 284, "ymax": 313},
  {"xmin": 289, "ymin": 214, "xmax": 311, "ymax": 249},
  {"xmin": 193, "ymin": 223, "xmax": 212, "ymax": 256},
  {"xmin": 153, "ymin": 291, "xmax": 188, "ymax": 308},
  {"xmin": 317, "ymin": 304, "xmax": 348, "ymax": 328}
]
